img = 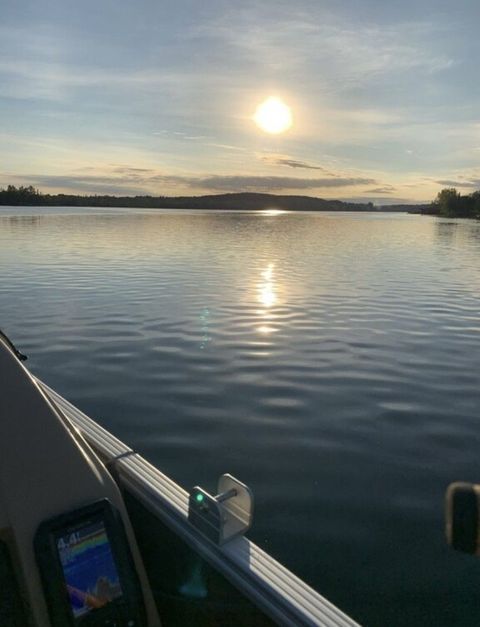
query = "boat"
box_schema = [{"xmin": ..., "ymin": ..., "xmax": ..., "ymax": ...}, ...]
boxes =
[{"xmin": 0, "ymin": 330, "xmax": 363, "ymax": 626}]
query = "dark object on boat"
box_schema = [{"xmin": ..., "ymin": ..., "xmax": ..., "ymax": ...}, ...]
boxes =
[{"xmin": 446, "ymin": 482, "xmax": 480, "ymax": 555}]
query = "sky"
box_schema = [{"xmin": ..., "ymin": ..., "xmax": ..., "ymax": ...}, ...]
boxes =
[{"xmin": 1, "ymin": 0, "xmax": 480, "ymax": 204}]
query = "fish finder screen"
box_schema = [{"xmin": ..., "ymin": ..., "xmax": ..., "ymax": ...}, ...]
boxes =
[{"xmin": 56, "ymin": 519, "xmax": 123, "ymax": 618}]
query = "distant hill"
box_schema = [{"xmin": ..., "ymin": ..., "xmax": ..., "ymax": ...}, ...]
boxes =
[
  {"xmin": 162, "ymin": 192, "xmax": 378, "ymax": 211},
  {"xmin": 0, "ymin": 186, "xmax": 407, "ymax": 211}
]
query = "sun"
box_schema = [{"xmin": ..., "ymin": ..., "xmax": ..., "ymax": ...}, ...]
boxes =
[{"xmin": 254, "ymin": 97, "xmax": 292, "ymax": 134}]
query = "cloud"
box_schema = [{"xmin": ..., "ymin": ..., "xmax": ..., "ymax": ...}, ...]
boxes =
[
  {"xmin": 157, "ymin": 130, "xmax": 211, "ymax": 141},
  {"xmin": 185, "ymin": 175, "xmax": 376, "ymax": 192},
  {"xmin": 260, "ymin": 154, "xmax": 328, "ymax": 171},
  {"xmin": 11, "ymin": 172, "xmax": 376, "ymax": 195},
  {"xmin": 206, "ymin": 143, "xmax": 247, "ymax": 152},
  {"xmin": 112, "ymin": 166, "xmax": 154, "ymax": 174},
  {"xmin": 436, "ymin": 179, "xmax": 480, "ymax": 188},
  {"xmin": 365, "ymin": 186, "xmax": 396, "ymax": 194},
  {"xmin": 15, "ymin": 174, "xmax": 150, "ymax": 196}
]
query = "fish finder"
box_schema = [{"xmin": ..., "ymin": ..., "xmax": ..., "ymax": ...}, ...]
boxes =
[{"xmin": 34, "ymin": 499, "xmax": 146, "ymax": 627}]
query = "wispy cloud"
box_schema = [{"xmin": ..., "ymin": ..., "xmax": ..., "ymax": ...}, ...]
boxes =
[
  {"xmin": 0, "ymin": 58, "xmax": 193, "ymax": 103},
  {"xmin": 259, "ymin": 154, "xmax": 329, "ymax": 171},
  {"xmin": 112, "ymin": 166, "xmax": 154, "ymax": 174},
  {"xmin": 196, "ymin": 9, "xmax": 456, "ymax": 90},
  {"xmin": 206, "ymin": 143, "xmax": 247, "ymax": 152}
]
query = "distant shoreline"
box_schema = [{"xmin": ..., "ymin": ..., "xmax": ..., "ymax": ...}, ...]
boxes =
[
  {"xmin": 4, "ymin": 185, "xmax": 479, "ymax": 218},
  {"xmin": 0, "ymin": 187, "xmax": 428, "ymax": 213}
]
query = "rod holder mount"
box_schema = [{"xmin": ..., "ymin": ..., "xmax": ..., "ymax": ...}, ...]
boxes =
[{"xmin": 188, "ymin": 474, "xmax": 253, "ymax": 545}]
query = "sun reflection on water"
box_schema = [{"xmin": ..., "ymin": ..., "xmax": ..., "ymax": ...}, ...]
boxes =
[
  {"xmin": 258, "ymin": 325, "xmax": 275, "ymax": 335},
  {"xmin": 257, "ymin": 263, "xmax": 277, "ymax": 335},
  {"xmin": 260, "ymin": 209, "xmax": 286, "ymax": 217},
  {"xmin": 259, "ymin": 263, "xmax": 275, "ymax": 308}
]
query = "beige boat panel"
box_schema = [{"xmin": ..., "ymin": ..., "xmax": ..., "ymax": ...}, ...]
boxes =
[{"xmin": 0, "ymin": 337, "xmax": 160, "ymax": 626}]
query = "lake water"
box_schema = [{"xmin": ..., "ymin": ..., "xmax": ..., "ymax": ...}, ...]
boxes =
[{"xmin": 2, "ymin": 207, "xmax": 480, "ymax": 626}]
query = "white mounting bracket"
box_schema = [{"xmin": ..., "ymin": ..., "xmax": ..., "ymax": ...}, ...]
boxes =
[{"xmin": 188, "ymin": 474, "xmax": 254, "ymax": 545}]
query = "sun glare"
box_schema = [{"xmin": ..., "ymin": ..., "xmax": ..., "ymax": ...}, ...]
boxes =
[{"xmin": 254, "ymin": 97, "xmax": 292, "ymax": 134}]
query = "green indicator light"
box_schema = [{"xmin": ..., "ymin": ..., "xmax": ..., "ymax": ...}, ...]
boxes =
[{"xmin": 196, "ymin": 493, "xmax": 204, "ymax": 503}]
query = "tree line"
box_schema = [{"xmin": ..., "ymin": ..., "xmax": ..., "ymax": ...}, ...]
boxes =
[{"xmin": 433, "ymin": 188, "xmax": 480, "ymax": 218}]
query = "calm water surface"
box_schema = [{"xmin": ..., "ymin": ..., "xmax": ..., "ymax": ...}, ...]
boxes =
[{"xmin": 2, "ymin": 207, "xmax": 480, "ymax": 626}]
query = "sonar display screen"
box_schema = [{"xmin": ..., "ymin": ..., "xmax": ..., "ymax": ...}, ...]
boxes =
[{"xmin": 56, "ymin": 519, "xmax": 123, "ymax": 619}]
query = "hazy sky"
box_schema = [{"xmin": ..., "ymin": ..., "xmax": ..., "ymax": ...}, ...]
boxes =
[{"xmin": 1, "ymin": 0, "xmax": 479, "ymax": 203}]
